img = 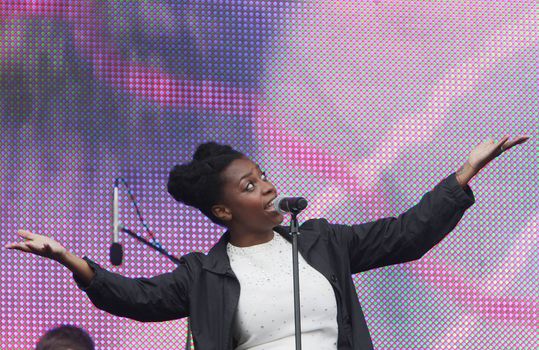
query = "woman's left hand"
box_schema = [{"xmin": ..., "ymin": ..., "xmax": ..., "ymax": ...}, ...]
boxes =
[{"xmin": 467, "ymin": 135, "xmax": 530, "ymax": 172}]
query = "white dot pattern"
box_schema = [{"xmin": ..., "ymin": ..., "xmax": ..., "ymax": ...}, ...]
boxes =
[{"xmin": 227, "ymin": 232, "xmax": 338, "ymax": 349}]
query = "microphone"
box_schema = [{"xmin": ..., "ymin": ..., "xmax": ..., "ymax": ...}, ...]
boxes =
[
  {"xmin": 274, "ymin": 196, "xmax": 308, "ymax": 215},
  {"xmin": 110, "ymin": 178, "xmax": 123, "ymax": 266}
]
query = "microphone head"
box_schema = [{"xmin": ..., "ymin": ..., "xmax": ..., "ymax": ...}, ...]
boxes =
[
  {"xmin": 110, "ymin": 242, "xmax": 123, "ymax": 266},
  {"xmin": 274, "ymin": 195, "xmax": 287, "ymax": 215},
  {"xmin": 295, "ymin": 197, "xmax": 308, "ymax": 211},
  {"xmin": 274, "ymin": 196, "xmax": 308, "ymax": 214}
]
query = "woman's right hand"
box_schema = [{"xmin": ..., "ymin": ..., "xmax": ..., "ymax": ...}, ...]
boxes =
[
  {"xmin": 6, "ymin": 230, "xmax": 96, "ymax": 286},
  {"xmin": 5, "ymin": 229, "xmax": 67, "ymax": 261}
]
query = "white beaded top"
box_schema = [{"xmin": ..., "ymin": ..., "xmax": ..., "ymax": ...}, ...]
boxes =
[{"xmin": 227, "ymin": 232, "xmax": 338, "ymax": 349}]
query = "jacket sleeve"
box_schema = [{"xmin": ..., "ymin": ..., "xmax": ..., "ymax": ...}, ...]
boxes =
[
  {"xmin": 329, "ymin": 172, "xmax": 475, "ymax": 273},
  {"xmin": 73, "ymin": 255, "xmax": 193, "ymax": 322}
]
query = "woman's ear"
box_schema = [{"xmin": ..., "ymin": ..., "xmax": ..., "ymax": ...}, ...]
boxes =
[{"xmin": 212, "ymin": 204, "xmax": 232, "ymax": 222}]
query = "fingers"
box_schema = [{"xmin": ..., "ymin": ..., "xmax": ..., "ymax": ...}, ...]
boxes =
[
  {"xmin": 499, "ymin": 135, "xmax": 530, "ymax": 152},
  {"xmin": 5, "ymin": 230, "xmax": 39, "ymax": 252},
  {"xmin": 5, "ymin": 230, "xmax": 32, "ymax": 249},
  {"xmin": 17, "ymin": 229, "xmax": 34, "ymax": 240},
  {"xmin": 6, "ymin": 239, "xmax": 47, "ymax": 254},
  {"xmin": 5, "ymin": 242, "xmax": 34, "ymax": 253},
  {"xmin": 495, "ymin": 135, "xmax": 510, "ymax": 150},
  {"xmin": 513, "ymin": 135, "xmax": 530, "ymax": 145}
]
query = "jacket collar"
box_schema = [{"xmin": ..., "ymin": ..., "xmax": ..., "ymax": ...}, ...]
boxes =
[{"xmin": 202, "ymin": 223, "xmax": 320, "ymax": 275}]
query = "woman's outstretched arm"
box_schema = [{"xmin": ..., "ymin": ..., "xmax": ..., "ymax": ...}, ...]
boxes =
[
  {"xmin": 329, "ymin": 134, "xmax": 530, "ymax": 273},
  {"xmin": 5, "ymin": 229, "xmax": 95, "ymax": 286},
  {"xmin": 6, "ymin": 229, "xmax": 192, "ymax": 322},
  {"xmin": 330, "ymin": 171, "xmax": 475, "ymax": 273}
]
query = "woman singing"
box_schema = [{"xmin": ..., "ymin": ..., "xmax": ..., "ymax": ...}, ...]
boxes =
[{"xmin": 6, "ymin": 136, "xmax": 529, "ymax": 349}]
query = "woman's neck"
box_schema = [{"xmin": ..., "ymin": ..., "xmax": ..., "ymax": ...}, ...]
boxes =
[{"xmin": 228, "ymin": 228, "xmax": 274, "ymax": 247}]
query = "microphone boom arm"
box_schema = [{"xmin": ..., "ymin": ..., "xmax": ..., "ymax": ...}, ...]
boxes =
[{"xmin": 120, "ymin": 226, "xmax": 182, "ymax": 266}]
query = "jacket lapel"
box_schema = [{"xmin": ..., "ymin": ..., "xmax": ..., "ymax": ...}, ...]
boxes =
[{"xmin": 202, "ymin": 230, "xmax": 233, "ymax": 275}]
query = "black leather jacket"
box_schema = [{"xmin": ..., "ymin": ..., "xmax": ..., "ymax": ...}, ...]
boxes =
[{"xmin": 77, "ymin": 172, "xmax": 475, "ymax": 349}]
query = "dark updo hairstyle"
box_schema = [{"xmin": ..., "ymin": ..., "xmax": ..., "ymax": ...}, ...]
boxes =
[{"xmin": 167, "ymin": 142, "xmax": 245, "ymax": 226}]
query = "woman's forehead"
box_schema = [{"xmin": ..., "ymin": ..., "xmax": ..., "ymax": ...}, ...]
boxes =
[{"xmin": 221, "ymin": 158, "xmax": 260, "ymax": 182}]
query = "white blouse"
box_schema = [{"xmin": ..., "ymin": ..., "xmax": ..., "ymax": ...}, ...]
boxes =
[{"xmin": 227, "ymin": 232, "xmax": 338, "ymax": 349}]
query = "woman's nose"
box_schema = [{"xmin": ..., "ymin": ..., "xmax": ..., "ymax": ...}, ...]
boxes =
[{"xmin": 263, "ymin": 181, "xmax": 276, "ymax": 194}]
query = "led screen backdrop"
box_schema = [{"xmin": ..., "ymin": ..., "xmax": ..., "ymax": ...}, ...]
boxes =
[{"xmin": 1, "ymin": 1, "xmax": 537, "ymax": 349}]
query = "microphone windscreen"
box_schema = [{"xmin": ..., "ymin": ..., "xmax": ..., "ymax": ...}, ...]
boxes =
[
  {"xmin": 296, "ymin": 197, "xmax": 308, "ymax": 211},
  {"xmin": 110, "ymin": 242, "xmax": 123, "ymax": 266},
  {"xmin": 274, "ymin": 195, "xmax": 287, "ymax": 215}
]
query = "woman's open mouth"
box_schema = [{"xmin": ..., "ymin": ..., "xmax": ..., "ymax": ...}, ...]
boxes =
[{"xmin": 264, "ymin": 198, "xmax": 276, "ymax": 211}]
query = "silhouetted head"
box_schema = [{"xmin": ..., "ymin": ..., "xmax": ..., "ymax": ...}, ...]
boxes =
[{"xmin": 36, "ymin": 325, "xmax": 94, "ymax": 350}]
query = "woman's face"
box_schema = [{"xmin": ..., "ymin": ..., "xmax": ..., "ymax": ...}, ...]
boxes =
[{"xmin": 213, "ymin": 157, "xmax": 284, "ymax": 233}]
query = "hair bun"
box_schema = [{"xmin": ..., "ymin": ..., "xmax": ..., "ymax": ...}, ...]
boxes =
[
  {"xmin": 167, "ymin": 141, "xmax": 244, "ymax": 227},
  {"xmin": 193, "ymin": 142, "xmax": 236, "ymax": 161}
]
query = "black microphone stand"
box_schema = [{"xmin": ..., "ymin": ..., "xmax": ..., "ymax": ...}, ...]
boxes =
[{"xmin": 289, "ymin": 211, "xmax": 302, "ymax": 350}]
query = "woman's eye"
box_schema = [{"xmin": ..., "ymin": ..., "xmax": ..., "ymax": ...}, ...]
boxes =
[{"xmin": 245, "ymin": 172, "xmax": 267, "ymax": 191}]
